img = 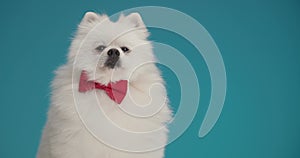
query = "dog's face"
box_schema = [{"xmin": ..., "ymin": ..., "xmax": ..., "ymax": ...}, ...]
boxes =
[{"xmin": 69, "ymin": 12, "xmax": 156, "ymax": 83}]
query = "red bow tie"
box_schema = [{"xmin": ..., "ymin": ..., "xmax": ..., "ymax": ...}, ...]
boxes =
[{"xmin": 78, "ymin": 71, "xmax": 128, "ymax": 104}]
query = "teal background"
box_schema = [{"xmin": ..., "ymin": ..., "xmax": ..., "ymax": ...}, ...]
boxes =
[{"xmin": 0, "ymin": 0, "xmax": 299, "ymax": 157}]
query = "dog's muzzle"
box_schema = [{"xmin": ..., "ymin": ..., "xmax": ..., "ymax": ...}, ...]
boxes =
[{"xmin": 104, "ymin": 48, "xmax": 120, "ymax": 68}]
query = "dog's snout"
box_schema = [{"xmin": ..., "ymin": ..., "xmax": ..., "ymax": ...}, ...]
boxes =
[
  {"xmin": 105, "ymin": 48, "xmax": 120, "ymax": 69},
  {"xmin": 107, "ymin": 48, "xmax": 120, "ymax": 57}
]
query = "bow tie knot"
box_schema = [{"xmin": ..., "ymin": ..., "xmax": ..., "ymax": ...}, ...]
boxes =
[{"xmin": 78, "ymin": 71, "xmax": 128, "ymax": 104}]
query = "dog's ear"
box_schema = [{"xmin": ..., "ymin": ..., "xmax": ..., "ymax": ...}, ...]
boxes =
[
  {"xmin": 126, "ymin": 13, "xmax": 145, "ymax": 28},
  {"xmin": 78, "ymin": 12, "xmax": 108, "ymax": 31},
  {"xmin": 119, "ymin": 12, "xmax": 149, "ymax": 39},
  {"xmin": 81, "ymin": 12, "xmax": 99, "ymax": 23}
]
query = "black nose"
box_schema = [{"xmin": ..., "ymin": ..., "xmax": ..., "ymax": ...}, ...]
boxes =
[{"xmin": 107, "ymin": 48, "xmax": 120, "ymax": 57}]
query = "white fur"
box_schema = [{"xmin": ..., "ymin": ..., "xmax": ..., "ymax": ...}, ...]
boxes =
[{"xmin": 37, "ymin": 12, "xmax": 172, "ymax": 158}]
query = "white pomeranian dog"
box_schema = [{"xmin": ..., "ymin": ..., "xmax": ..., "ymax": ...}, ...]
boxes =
[{"xmin": 37, "ymin": 12, "xmax": 172, "ymax": 158}]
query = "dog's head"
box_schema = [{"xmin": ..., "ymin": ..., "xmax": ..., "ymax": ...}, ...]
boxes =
[{"xmin": 69, "ymin": 12, "xmax": 157, "ymax": 84}]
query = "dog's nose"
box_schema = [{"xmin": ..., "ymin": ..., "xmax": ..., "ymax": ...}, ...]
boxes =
[{"xmin": 107, "ymin": 48, "xmax": 120, "ymax": 57}]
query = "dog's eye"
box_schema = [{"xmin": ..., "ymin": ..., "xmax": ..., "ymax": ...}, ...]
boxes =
[
  {"xmin": 121, "ymin": 46, "xmax": 130, "ymax": 53},
  {"xmin": 96, "ymin": 45, "xmax": 106, "ymax": 52}
]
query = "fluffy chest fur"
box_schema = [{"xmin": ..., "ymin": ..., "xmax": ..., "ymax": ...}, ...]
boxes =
[{"xmin": 37, "ymin": 66, "xmax": 171, "ymax": 158}]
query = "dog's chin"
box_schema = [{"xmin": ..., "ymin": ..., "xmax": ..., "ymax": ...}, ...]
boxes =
[
  {"xmin": 97, "ymin": 64, "xmax": 122, "ymax": 72},
  {"xmin": 92, "ymin": 63, "xmax": 126, "ymax": 82},
  {"xmin": 95, "ymin": 63, "xmax": 126, "ymax": 78}
]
